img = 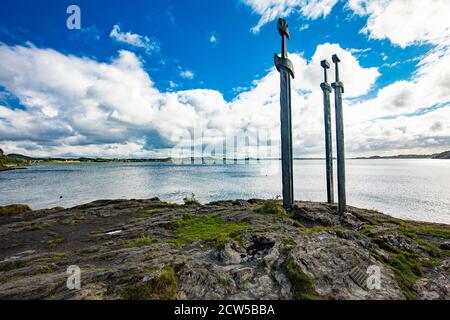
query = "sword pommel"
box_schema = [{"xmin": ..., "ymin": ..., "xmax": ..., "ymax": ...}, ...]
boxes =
[
  {"xmin": 321, "ymin": 60, "xmax": 330, "ymax": 69},
  {"xmin": 332, "ymin": 54, "xmax": 342, "ymax": 83},
  {"xmin": 277, "ymin": 18, "xmax": 290, "ymax": 40},
  {"xmin": 332, "ymin": 54, "xmax": 341, "ymax": 63}
]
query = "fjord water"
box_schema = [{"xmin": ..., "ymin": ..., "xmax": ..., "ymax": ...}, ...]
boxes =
[{"xmin": 1, "ymin": 159, "xmax": 449, "ymax": 224}]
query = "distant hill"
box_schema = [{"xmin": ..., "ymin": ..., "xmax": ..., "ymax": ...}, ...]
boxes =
[
  {"xmin": 0, "ymin": 153, "xmax": 30, "ymax": 169},
  {"xmin": 354, "ymin": 154, "xmax": 432, "ymax": 159},
  {"xmin": 432, "ymin": 150, "xmax": 450, "ymax": 159},
  {"xmin": 6, "ymin": 153, "xmax": 173, "ymax": 163},
  {"xmin": 355, "ymin": 151, "xmax": 450, "ymax": 160},
  {"xmin": 7, "ymin": 153, "xmax": 44, "ymax": 161}
]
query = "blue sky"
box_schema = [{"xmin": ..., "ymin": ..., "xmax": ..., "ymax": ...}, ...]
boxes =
[
  {"xmin": 0, "ymin": 0, "xmax": 428, "ymax": 99},
  {"xmin": 0, "ymin": 0, "xmax": 449, "ymax": 158}
]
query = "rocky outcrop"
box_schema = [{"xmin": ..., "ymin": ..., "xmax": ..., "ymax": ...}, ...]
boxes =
[{"xmin": 0, "ymin": 198, "xmax": 448, "ymax": 300}]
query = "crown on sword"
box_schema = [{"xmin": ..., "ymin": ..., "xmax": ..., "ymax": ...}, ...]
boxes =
[{"xmin": 277, "ymin": 18, "xmax": 290, "ymax": 40}]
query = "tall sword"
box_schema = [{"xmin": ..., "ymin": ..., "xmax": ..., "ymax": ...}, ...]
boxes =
[
  {"xmin": 274, "ymin": 18, "xmax": 295, "ymax": 209},
  {"xmin": 320, "ymin": 60, "xmax": 334, "ymax": 204},
  {"xmin": 331, "ymin": 54, "xmax": 347, "ymax": 214}
]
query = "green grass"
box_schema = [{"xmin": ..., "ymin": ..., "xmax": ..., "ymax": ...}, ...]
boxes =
[
  {"xmin": 47, "ymin": 232, "xmax": 64, "ymax": 248},
  {"xmin": 173, "ymin": 214, "xmax": 248, "ymax": 247},
  {"xmin": 385, "ymin": 252, "xmax": 423, "ymax": 300},
  {"xmin": 398, "ymin": 223, "xmax": 450, "ymax": 240},
  {"xmin": 292, "ymin": 221, "xmax": 304, "ymax": 228},
  {"xmin": 121, "ymin": 266, "xmax": 178, "ymax": 300},
  {"xmin": 183, "ymin": 193, "xmax": 201, "ymax": 206},
  {"xmin": 255, "ymin": 197, "xmax": 285, "ymax": 215},
  {"xmin": 135, "ymin": 210, "xmax": 156, "ymax": 219},
  {"xmin": 358, "ymin": 211, "xmax": 450, "ymax": 240},
  {"xmin": 370, "ymin": 241, "xmax": 424, "ymax": 300},
  {"xmin": 127, "ymin": 236, "xmax": 160, "ymax": 248},
  {"xmin": 286, "ymin": 260, "xmax": 321, "ymax": 300},
  {"xmin": 359, "ymin": 211, "xmax": 449, "ymax": 299}
]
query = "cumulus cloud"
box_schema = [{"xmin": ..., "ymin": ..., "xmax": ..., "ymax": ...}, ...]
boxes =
[
  {"xmin": 0, "ymin": 39, "xmax": 448, "ymax": 158},
  {"xmin": 243, "ymin": 0, "xmax": 450, "ymax": 48},
  {"xmin": 242, "ymin": 0, "xmax": 338, "ymax": 33},
  {"xmin": 110, "ymin": 24, "xmax": 160, "ymax": 54},
  {"xmin": 179, "ymin": 70, "xmax": 195, "ymax": 79},
  {"xmin": 346, "ymin": 0, "xmax": 450, "ymax": 47}
]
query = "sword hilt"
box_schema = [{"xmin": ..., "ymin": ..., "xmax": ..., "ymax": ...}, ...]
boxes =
[
  {"xmin": 332, "ymin": 54, "xmax": 341, "ymax": 82},
  {"xmin": 277, "ymin": 18, "xmax": 290, "ymax": 58},
  {"xmin": 320, "ymin": 59, "xmax": 330, "ymax": 83}
]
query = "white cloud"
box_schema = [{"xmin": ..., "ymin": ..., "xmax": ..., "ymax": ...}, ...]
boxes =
[
  {"xmin": 301, "ymin": 43, "xmax": 380, "ymax": 97},
  {"xmin": 299, "ymin": 24, "xmax": 310, "ymax": 31},
  {"xmin": 242, "ymin": 0, "xmax": 339, "ymax": 33},
  {"xmin": 179, "ymin": 70, "xmax": 195, "ymax": 79},
  {"xmin": 0, "ymin": 42, "xmax": 448, "ymax": 158},
  {"xmin": 243, "ymin": 0, "xmax": 450, "ymax": 48},
  {"xmin": 169, "ymin": 81, "xmax": 179, "ymax": 88},
  {"xmin": 209, "ymin": 34, "xmax": 218, "ymax": 43},
  {"xmin": 346, "ymin": 0, "xmax": 450, "ymax": 47},
  {"xmin": 110, "ymin": 24, "xmax": 159, "ymax": 54}
]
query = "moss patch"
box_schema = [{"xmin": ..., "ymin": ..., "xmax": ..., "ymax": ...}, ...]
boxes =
[
  {"xmin": 0, "ymin": 260, "xmax": 27, "ymax": 272},
  {"xmin": 370, "ymin": 243, "xmax": 424, "ymax": 300},
  {"xmin": 136, "ymin": 210, "xmax": 156, "ymax": 219},
  {"xmin": 174, "ymin": 214, "xmax": 248, "ymax": 246},
  {"xmin": 286, "ymin": 260, "xmax": 321, "ymax": 300},
  {"xmin": 47, "ymin": 232, "xmax": 64, "ymax": 248},
  {"xmin": 25, "ymin": 222, "xmax": 54, "ymax": 231},
  {"xmin": 292, "ymin": 221, "xmax": 304, "ymax": 228},
  {"xmin": 359, "ymin": 212, "xmax": 450, "ymax": 240},
  {"xmin": 121, "ymin": 266, "xmax": 178, "ymax": 300},
  {"xmin": 255, "ymin": 198, "xmax": 285, "ymax": 215},
  {"xmin": 385, "ymin": 252, "xmax": 423, "ymax": 300},
  {"xmin": 398, "ymin": 223, "xmax": 450, "ymax": 240},
  {"xmin": 127, "ymin": 236, "xmax": 160, "ymax": 248},
  {"xmin": 183, "ymin": 193, "xmax": 201, "ymax": 206}
]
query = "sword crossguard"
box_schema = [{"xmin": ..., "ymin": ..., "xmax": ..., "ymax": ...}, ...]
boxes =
[
  {"xmin": 332, "ymin": 54, "xmax": 343, "ymax": 90},
  {"xmin": 277, "ymin": 18, "xmax": 290, "ymax": 40},
  {"xmin": 274, "ymin": 54, "xmax": 295, "ymax": 78}
]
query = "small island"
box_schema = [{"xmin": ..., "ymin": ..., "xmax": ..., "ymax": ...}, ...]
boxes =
[{"xmin": 0, "ymin": 198, "xmax": 448, "ymax": 300}]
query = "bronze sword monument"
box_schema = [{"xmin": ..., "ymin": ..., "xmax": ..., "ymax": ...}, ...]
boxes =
[
  {"xmin": 274, "ymin": 18, "xmax": 295, "ymax": 209},
  {"xmin": 320, "ymin": 59, "xmax": 334, "ymax": 204},
  {"xmin": 331, "ymin": 54, "xmax": 347, "ymax": 214}
]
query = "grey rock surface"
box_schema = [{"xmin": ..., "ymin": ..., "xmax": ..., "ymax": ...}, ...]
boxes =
[{"xmin": 0, "ymin": 199, "xmax": 448, "ymax": 300}]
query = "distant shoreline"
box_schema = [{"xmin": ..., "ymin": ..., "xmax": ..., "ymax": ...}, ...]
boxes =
[{"xmin": 1, "ymin": 149, "xmax": 449, "ymax": 168}]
